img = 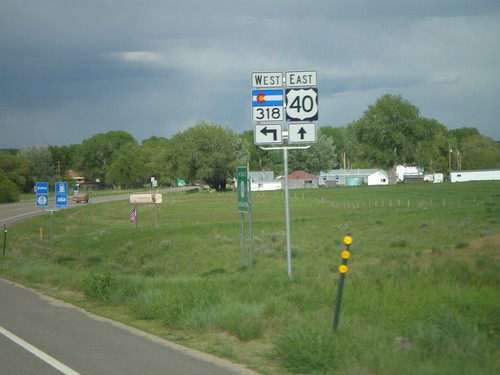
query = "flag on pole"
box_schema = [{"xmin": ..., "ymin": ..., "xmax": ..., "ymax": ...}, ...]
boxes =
[{"xmin": 129, "ymin": 207, "xmax": 137, "ymax": 221}]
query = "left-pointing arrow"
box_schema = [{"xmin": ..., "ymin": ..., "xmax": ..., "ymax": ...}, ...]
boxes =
[{"xmin": 260, "ymin": 126, "xmax": 277, "ymax": 141}]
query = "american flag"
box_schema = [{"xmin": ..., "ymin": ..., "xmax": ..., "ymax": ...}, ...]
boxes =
[{"xmin": 129, "ymin": 207, "xmax": 137, "ymax": 221}]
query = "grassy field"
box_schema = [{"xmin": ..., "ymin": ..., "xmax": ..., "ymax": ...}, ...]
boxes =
[{"xmin": 2, "ymin": 182, "xmax": 500, "ymax": 374}]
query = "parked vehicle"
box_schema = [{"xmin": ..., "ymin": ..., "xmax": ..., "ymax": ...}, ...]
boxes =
[{"xmin": 73, "ymin": 193, "xmax": 89, "ymax": 203}]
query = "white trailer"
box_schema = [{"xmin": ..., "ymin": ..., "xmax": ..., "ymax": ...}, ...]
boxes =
[{"xmin": 450, "ymin": 169, "xmax": 500, "ymax": 183}]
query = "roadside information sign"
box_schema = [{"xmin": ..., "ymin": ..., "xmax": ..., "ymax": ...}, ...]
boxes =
[
  {"xmin": 36, "ymin": 182, "xmax": 49, "ymax": 207},
  {"xmin": 251, "ymin": 72, "xmax": 283, "ymax": 88},
  {"xmin": 129, "ymin": 193, "xmax": 163, "ymax": 204},
  {"xmin": 285, "ymin": 70, "xmax": 317, "ymax": 87},
  {"xmin": 237, "ymin": 166, "xmax": 249, "ymax": 213},
  {"xmin": 252, "ymin": 89, "xmax": 284, "ymax": 122},
  {"xmin": 55, "ymin": 182, "xmax": 68, "ymax": 209},
  {"xmin": 285, "ymin": 88, "xmax": 318, "ymax": 121}
]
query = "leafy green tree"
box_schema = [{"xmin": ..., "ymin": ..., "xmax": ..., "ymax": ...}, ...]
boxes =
[
  {"xmin": 241, "ymin": 130, "xmax": 281, "ymax": 173},
  {"xmin": 106, "ymin": 144, "xmax": 150, "ymax": 188},
  {"xmin": 288, "ymin": 132, "xmax": 338, "ymax": 174},
  {"xmin": 49, "ymin": 144, "xmax": 80, "ymax": 178},
  {"xmin": 349, "ymin": 94, "xmax": 421, "ymax": 171},
  {"xmin": 460, "ymin": 134, "xmax": 500, "ymax": 169},
  {"xmin": 17, "ymin": 146, "xmax": 55, "ymax": 186},
  {"xmin": 347, "ymin": 94, "xmax": 460, "ymax": 182},
  {"xmin": 170, "ymin": 121, "xmax": 248, "ymax": 190},
  {"xmin": 141, "ymin": 136, "xmax": 175, "ymax": 186},
  {"xmin": 448, "ymin": 127, "xmax": 480, "ymax": 145},
  {"xmin": 411, "ymin": 118, "xmax": 449, "ymax": 173},
  {"xmin": 0, "ymin": 152, "xmax": 31, "ymax": 194},
  {"xmin": 0, "ymin": 169, "xmax": 19, "ymax": 202},
  {"xmin": 320, "ymin": 125, "xmax": 358, "ymax": 170},
  {"xmin": 74, "ymin": 131, "xmax": 137, "ymax": 186}
]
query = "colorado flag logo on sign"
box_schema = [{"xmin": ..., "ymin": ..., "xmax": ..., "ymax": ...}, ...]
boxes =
[{"xmin": 252, "ymin": 90, "xmax": 283, "ymax": 107}]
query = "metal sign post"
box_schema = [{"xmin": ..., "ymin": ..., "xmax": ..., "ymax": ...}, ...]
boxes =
[
  {"xmin": 248, "ymin": 165, "xmax": 253, "ymax": 268},
  {"xmin": 260, "ymin": 144, "xmax": 310, "ymax": 278}
]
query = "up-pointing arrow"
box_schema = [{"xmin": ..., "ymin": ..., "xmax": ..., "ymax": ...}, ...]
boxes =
[
  {"xmin": 260, "ymin": 126, "xmax": 278, "ymax": 141},
  {"xmin": 298, "ymin": 127, "xmax": 307, "ymax": 140}
]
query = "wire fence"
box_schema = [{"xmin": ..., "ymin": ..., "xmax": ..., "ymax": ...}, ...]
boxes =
[{"xmin": 315, "ymin": 196, "xmax": 494, "ymax": 210}]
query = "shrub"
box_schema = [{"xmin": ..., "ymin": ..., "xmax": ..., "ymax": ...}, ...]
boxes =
[
  {"xmin": 273, "ymin": 322, "xmax": 340, "ymax": 373},
  {"xmin": 83, "ymin": 273, "xmax": 116, "ymax": 302},
  {"xmin": 218, "ymin": 302, "xmax": 265, "ymax": 341},
  {"xmin": 406, "ymin": 309, "xmax": 490, "ymax": 360}
]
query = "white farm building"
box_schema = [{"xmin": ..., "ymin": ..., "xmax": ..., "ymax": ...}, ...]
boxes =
[
  {"xmin": 249, "ymin": 171, "xmax": 282, "ymax": 191},
  {"xmin": 450, "ymin": 169, "xmax": 500, "ymax": 183},
  {"xmin": 320, "ymin": 169, "xmax": 389, "ymax": 186}
]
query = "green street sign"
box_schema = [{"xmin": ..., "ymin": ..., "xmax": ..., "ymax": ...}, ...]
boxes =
[{"xmin": 237, "ymin": 166, "xmax": 249, "ymax": 213}]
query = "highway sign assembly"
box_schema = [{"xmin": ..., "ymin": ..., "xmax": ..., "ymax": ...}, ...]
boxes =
[
  {"xmin": 36, "ymin": 182, "xmax": 49, "ymax": 207},
  {"xmin": 55, "ymin": 182, "xmax": 68, "ymax": 209},
  {"xmin": 251, "ymin": 70, "xmax": 318, "ymax": 145},
  {"xmin": 250, "ymin": 70, "xmax": 319, "ymax": 278}
]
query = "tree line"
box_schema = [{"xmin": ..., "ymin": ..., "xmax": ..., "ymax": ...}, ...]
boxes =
[{"xmin": 1, "ymin": 94, "xmax": 499, "ymax": 203}]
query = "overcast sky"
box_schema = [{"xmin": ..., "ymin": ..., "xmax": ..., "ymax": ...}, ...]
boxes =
[{"xmin": 1, "ymin": 0, "xmax": 499, "ymax": 149}]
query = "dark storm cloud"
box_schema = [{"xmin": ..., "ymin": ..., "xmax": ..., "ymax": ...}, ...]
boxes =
[{"xmin": 0, "ymin": 0, "xmax": 499, "ymax": 148}]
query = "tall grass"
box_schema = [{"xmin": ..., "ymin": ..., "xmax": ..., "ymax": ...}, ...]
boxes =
[{"xmin": 1, "ymin": 182, "xmax": 499, "ymax": 374}]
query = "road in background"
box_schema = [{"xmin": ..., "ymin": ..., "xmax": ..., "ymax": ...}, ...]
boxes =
[{"xmin": 0, "ymin": 187, "xmax": 199, "ymax": 226}]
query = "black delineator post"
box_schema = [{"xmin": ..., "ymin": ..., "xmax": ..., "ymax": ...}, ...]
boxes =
[{"xmin": 332, "ymin": 234, "xmax": 353, "ymax": 332}]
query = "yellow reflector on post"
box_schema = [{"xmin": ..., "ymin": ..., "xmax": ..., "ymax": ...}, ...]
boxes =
[
  {"xmin": 339, "ymin": 264, "xmax": 349, "ymax": 274},
  {"xmin": 343, "ymin": 235, "xmax": 353, "ymax": 246},
  {"xmin": 341, "ymin": 250, "xmax": 351, "ymax": 259}
]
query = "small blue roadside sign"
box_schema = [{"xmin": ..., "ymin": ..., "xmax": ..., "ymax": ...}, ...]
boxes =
[
  {"xmin": 36, "ymin": 182, "xmax": 49, "ymax": 194},
  {"xmin": 55, "ymin": 182, "xmax": 68, "ymax": 209},
  {"xmin": 36, "ymin": 182, "xmax": 49, "ymax": 207}
]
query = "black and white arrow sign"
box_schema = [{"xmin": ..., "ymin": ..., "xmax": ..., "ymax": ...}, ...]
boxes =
[
  {"xmin": 254, "ymin": 124, "xmax": 283, "ymax": 145},
  {"xmin": 260, "ymin": 126, "xmax": 278, "ymax": 141},
  {"xmin": 288, "ymin": 123, "xmax": 317, "ymax": 144}
]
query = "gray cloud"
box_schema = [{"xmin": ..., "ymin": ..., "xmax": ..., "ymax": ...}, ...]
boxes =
[{"xmin": 1, "ymin": 0, "xmax": 499, "ymax": 148}]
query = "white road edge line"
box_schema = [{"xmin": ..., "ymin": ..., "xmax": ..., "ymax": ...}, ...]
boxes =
[{"xmin": 0, "ymin": 326, "xmax": 82, "ymax": 375}]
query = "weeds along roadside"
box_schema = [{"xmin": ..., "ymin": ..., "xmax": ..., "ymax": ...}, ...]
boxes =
[{"xmin": 1, "ymin": 182, "xmax": 499, "ymax": 374}]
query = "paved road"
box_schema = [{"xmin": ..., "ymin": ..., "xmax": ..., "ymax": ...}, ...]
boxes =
[
  {"xmin": 0, "ymin": 278, "xmax": 257, "ymax": 375},
  {"xmin": 0, "ymin": 193, "xmax": 131, "ymax": 226},
  {"xmin": 1, "ymin": 187, "xmax": 257, "ymax": 375},
  {"xmin": 0, "ymin": 187, "xmax": 198, "ymax": 226}
]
